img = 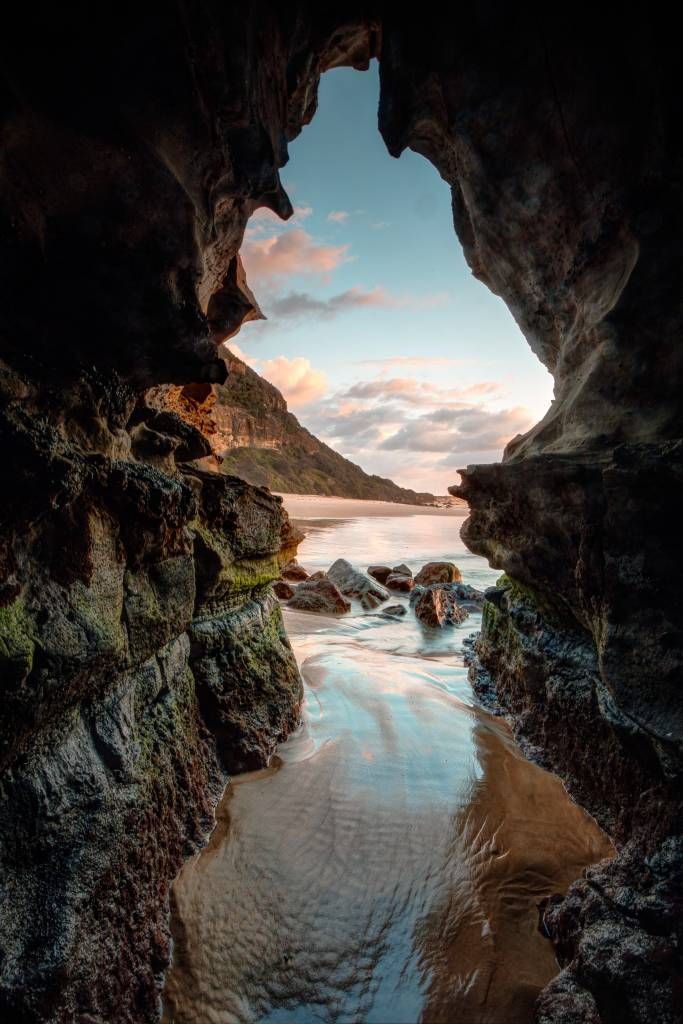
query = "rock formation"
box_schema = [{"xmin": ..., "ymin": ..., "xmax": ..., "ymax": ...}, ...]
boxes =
[
  {"xmin": 288, "ymin": 577, "xmax": 351, "ymax": 615},
  {"xmin": 414, "ymin": 561, "xmax": 462, "ymax": 586},
  {"xmin": 411, "ymin": 584, "xmax": 469, "ymax": 628},
  {"xmin": 155, "ymin": 347, "xmax": 439, "ymax": 503},
  {"xmin": 0, "ymin": 3, "xmax": 680, "ymax": 1022},
  {"xmin": 327, "ymin": 558, "xmax": 390, "ymax": 610}
]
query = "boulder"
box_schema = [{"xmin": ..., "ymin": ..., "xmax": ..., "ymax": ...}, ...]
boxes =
[
  {"xmin": 327, "ymin": 559, "xmax": 389, "ymax": 610},
  {"xmin": 392, "ymin": 563, "xmax": 412, "ymax": 577},
  {"xmin": 307, "ymin": 570, "xmax": 327, "ymax": 581},
  {"xmin": 288, "ymin": 578, "xmax": 350, "ymax": 615},
  {"xmin": 273, "ymin": 580, "xmax": 294, "ymax": 600},
  {"xmin": 281, "ymin": 559, "xmax": 309, "ymax": 582},
  {"xmin": 385, "ymin": 572, "xmax": 415, "ymax": 593},
  {"xmin": 382, "ymin": 604, "xmax": 407, "ymax": 618},
  {"xmin": 367, "ymin": 565, "xmax": 393, "ymax": 584},
  {"xmin": 449, "ymin": 582, "xmax": 485, "ymax": 606},
  {"xmin": 414, "ymin": 561, "xmax": 462, "ymax": 586},
  {"xmin": 412, "ymin": 584, "xmax": 469, "ymax": 628}
]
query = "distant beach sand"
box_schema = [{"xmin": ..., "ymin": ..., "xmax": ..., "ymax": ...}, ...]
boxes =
[{"xmin": 276, "ymin": 493, "xmax": 467, "ymax": 519}]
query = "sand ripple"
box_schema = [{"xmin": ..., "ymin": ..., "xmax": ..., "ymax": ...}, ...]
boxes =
[{"xmin": 163, "ymin": 632, "xmax": 612, "ymax": 1024}]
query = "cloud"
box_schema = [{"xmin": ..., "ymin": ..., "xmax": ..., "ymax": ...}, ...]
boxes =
[
  {"xmin": 260, "ymin": 356, "xmax": 328, "ymax": 407},
  {"xmin": 244, "ymin": 205, "xmax": 313, "ymax": 240},
  {"xmin": 225, "ymin": 342, "xmax": 257, "ymax": 367},
  {"xmin": 241, "ymin": 229, "xmax": 349, "ymax": 281},
  {"xmin": 260, "ymin": 289, "xmax": 448, "ymax": 324},
  {"xmin": 268, "ymin": 286, "xmax": 392, "ymax": 320},
  {"xmin": 371, "ymin": 221, "xmax": 389, "ymax": 230},
  {"xmin": 355, "ymin": 355, "xmax": 467, "ymax": 369},
  {"xmin": 339, "ymin": 377, "xmax": 503, "ymax": 407},
  {"xmin": 379, "ymin": 406, "xmax": 534, "ymax": 453},
  {"xmin": 327, "ymin": 210, "xmax": 349, "ymax": 222},
  {"xmin": 292, "ymin": 377, "xmax": 537, "ymax": 491}
]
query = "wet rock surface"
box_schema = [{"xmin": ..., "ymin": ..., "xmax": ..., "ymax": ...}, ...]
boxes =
[
  {"xmin": 326, "ymin": 558, "xmax": 390, "ymax": 610},
  {"xmin": 288, "ymin": 577, "xmax": 351, "ymax": 615},
  {"xmin": 367, "ymin": 564, "xmax": 393, "ymax": 584},
  {"xmin": 381, "ymin": 603, "xmax": 407, "ymax": 618},
  {"xmin": 470, "ymin": 577, "xmax": 682, "ymax": 1022},
  {"xmin": 414, "ymin": 560, "xmax": 462, "ymax": 586},
  {"xmin": 280, "ymin": 558, "xmax": 309, "ymax": 581},
  {"xmin": 411, "ymin": 583, "xmax": 470, "ymax": 628},
  {"xmin": 385, "ymin": 570, "xmax": 415, "ymax": 592}
]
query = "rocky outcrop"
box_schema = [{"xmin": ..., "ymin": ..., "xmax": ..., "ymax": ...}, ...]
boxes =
[
  {"xmin": 0, "ymin": 4, "xmax": 680, "ymax": 1021},
  {"xmin": 288, "ymin": 577, "xmax": 351, "ymax": 615},
  {"xmin": 411, "ymin": 584, "xmax": 469, "ymax": 628},
  {"xmin": 385, "ymin": 571, "xmax": 415, "ymax": 592},
  {"xmin": 155, "ymin": 349, "xmax": 439, "ymax": 503},
  {"xmin": 0, "ymin": 394, "xmax": 303, "ymax": 1020},
  {"xmin": 414, "ymin": 561, "xmax": 462, "ymax": 586},
  {"xmin": 378, "ymin": 9, "xmax": 682, "ymax": 1020},
  {"xmin": 368, "ymin": 565, "xmax": 393, "ymax": 584},
  {"xmin": 281, "ymin": 559, "xmax": 310, "ymax": 582},
  {"xmin": 327, "ymin": 558, "xmax": 389, "ymax": 610}
]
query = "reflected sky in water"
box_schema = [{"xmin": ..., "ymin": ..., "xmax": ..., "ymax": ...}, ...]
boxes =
[{"xmin": 163, "ymin": 513, "xmax": 612, "ymax": 1024}]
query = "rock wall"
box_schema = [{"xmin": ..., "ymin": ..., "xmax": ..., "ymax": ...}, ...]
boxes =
[
  {"xmin": 0, "ymin": 3, "xmax": 680, "ymax": 1022},
  {"xmin": 378, "ymin": 9, "xmax": 682, "ymax": 1020},
  {"xmin": 0, "ymin": 373, "xmax": 303, "ymax": 1020}
]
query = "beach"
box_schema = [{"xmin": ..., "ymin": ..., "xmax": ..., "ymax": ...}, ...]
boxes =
[{"xmin": 163, "ymin": 500, "xmax": 613, "ymax": 1024}]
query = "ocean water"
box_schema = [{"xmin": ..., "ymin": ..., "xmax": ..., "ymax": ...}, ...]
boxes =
[{"xmin": 163, "ymin": 506, "xmax": 612, "ymax": 1024}]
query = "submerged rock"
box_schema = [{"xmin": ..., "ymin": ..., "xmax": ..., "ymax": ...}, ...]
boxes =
[
  {"xmin": 273, "ymin": 580, "xmax": 294, "ymax": 600},
  {"xmin": 414, "ymin": 561, "xmax": 462, "ymax": 586},
  {"xmin": 412, "ymin": 584, "xmax": 469, "ymax": 628},
  {"xmin": 385, "ymin": 572, "xmax": 415, "ymax": 593},
  {"xmin": 288, "ymin": 578, "xmax": 351, "ymax": 615},
  {"xmin": 382, "ymin": 604, "xmax": 408, "ymax": 618},
  {"xmin": 327, "ymin": 559, "xmax": 389, "ymax": 610}
]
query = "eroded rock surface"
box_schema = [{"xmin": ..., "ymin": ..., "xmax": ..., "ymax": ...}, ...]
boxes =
[
  {"xmin": 288, "ymin": 577, "xmax": 351, "ymax": 615},
  {"xmin": 327, "ymin": 558, "xmax": 390, "ymax": 610},
  {"xmin": 414, "ymin": 561, "xmax": 462, "ymax": 586},
  {"xmin": 0, "ymin": 4, "xmax": 681, "ymax": 1022},
  {"xmin": 411, "ymin": 584, "xmax": 469, "ymax": 628},
  {"xmin": 385, "ymin": 571, "xmax": 415, "ymax": 592}
]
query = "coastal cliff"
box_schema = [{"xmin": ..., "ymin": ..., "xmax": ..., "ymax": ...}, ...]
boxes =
[
  {"xmin": 150, "ymin": 349, "xmax": 438, "ymax": 504},
  {"xmin": 0, "ymin": 4, "xmax": 680, "ymax": 1021}
]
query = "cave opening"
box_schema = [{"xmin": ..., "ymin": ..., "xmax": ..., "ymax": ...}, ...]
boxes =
[
  {"xmin": 202, "ymin": 60, "xmax": 556, "ymax": 501},
  {"xmin": 1, "ymin": 7, "xmax": 680, "ymax": 1024}
]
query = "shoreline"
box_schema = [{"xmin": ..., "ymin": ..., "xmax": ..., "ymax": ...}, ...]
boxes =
[{"xmin": 276, "ymin": 493, "xmax": 468, "ymax": 520}]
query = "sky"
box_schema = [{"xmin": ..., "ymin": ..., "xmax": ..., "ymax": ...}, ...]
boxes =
[{"xmin": 232, "ymin": 62, "xmax": 553, "ymax": 494}]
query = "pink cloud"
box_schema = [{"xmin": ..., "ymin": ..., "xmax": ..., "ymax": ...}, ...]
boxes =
[
  {"xmin": 224, "ymin": 342, "xmax": 257, "ymax": 367},
  {"xmin": 327, "ymin": 210, "xmax": 349, "ymax": 222},
  {"xmin": 241, "ymin": 229, "xmax": 349, "ymax": 281},
  {"xmin": 243, "ymin": 206, "xmax": 313, "ymax": 243},
  {"xmin": 260, "ymin": 356, "xmax": 329, "ymax": 407}
]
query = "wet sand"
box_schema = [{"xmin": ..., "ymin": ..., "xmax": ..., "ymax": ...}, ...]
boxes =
[
  {"xmin": 163, "ymin": 512, "xmax": 613, "ymax": 1024},
  {"xmin": 276, "ymin": 493, "xmax": 466, "ymax": 520}
]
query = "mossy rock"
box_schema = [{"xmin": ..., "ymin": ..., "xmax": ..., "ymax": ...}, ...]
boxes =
[{"xmin": 0, "ymin": 600, "xmax": 35, "ymax": 684}]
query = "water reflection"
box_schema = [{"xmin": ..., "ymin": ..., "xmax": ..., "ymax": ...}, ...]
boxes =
[{"xmin": 162, "ymin": 514, "xmax": 612, "ymax": 1023}]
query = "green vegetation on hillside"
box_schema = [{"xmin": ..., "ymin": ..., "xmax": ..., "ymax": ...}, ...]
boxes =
[
  {"xmin": 220, "ymin": 441, "xmax": 435, "ymax": 503},
  {"xmin": 214, "ymin": 351, "xmax": 437, "ymax": 505}
]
